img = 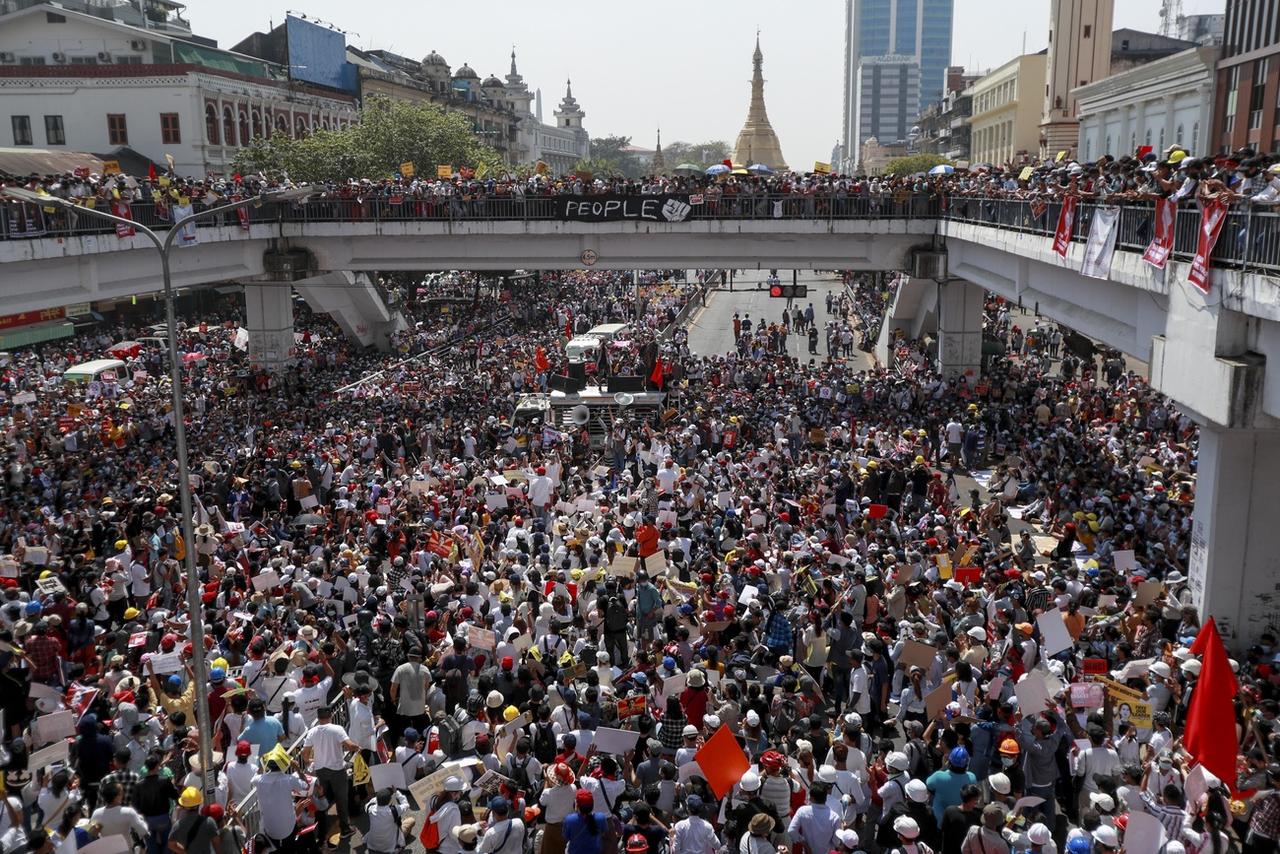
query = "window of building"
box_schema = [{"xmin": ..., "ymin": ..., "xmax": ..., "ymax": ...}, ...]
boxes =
[
  {"xmin": 252, "ymin": 110, "xmax": 263, "ymax": 140},
  {"xmin": 223, "ymin": 107, "xmax": 235, "ymax": 147},
  {"xmin": 1083, "ymin": 25, "xmax": 1091, "ymax": 37},
  {"xmin": 18, "ymin": 56, "xmax": 46, "ymax": 65},
  {"xmin": 45, "ymin": 11, "xmax": 65, "ymax": 22},
  {"xmin": 11, "ymin": 115, "xmax": 32, "ymax": 146},
  {"xmin": 1192, "ymin": 121, "xmax": 1199, "ymax": 152},
  {"xmin": 69, "ymin": 56, "xmax": 96, "ymax": 65},
  {"xmin": 205, "ymin": 103, "xmax": 219, "ymax": 144},
  {"xmin": 116, "ymin": 55, "xmax": 142, "ymax": 65},
  {"xmin": 276, "ymin": 114, "xmax": 290, "ymax": 137},
  {"xmin": 160, "ymin": 112, "xmax": 180, "ymax": 144},
  {"xmin": 1176, "ymin": 124, "xmax": 1184, "ymax": 145},
  {"xmin": 107, "ymin": 113, "xmax": 127, "ymax": 145},
  {"xmin": 1249, "ymin": 58, "xmax": 1269, "ymax": 129},
  {"xmin": 238, "ymin": 110, "xmax": 249, "ymax": 146},
  {"xmin": 43, "ymin": 115, "xmax": 64, "ymax": 145}
]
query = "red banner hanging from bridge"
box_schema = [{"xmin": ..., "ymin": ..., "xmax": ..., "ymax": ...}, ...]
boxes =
[
  {"xmin": 1051, "ymin": 195, "xmax": 1078, "ymax": 258},
  {"xmin": 1187, "ymin": 199, "xmax": 1229, "ymax": 295},
  {"xmin": 0, "ymin": 307, "xmax": 65, "ymax": 331},
  {"xmin": 1141, "ymin": 198, "xmax": 1177, "ymax": 269}
]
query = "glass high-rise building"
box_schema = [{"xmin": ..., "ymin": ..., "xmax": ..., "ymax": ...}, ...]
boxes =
[{"xmin": 840, "ymin": 0, "xmax": 954, "ymax": 171}]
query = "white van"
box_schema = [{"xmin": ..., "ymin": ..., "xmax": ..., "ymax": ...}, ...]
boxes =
[
  {"xmin": 565, "ymin": 335, "xmax": 603, "ymax": 364},
  {"xmin": 63, "ymin": 358, "xmax": 126, "ymax": 382},
  {"xmin": 584, "ymin": 323, "xmax": 630, "ymax": 343}
]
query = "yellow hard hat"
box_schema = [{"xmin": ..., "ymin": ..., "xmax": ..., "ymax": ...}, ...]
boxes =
[
  {"xmin": 866, "ymin": 460, "xmax": 878, "ymax": 469},
  {"xmin": 178, "ymin": 786, "xmax": 202, "ymax": 808},
  {"xmin": 570, "ymin": 568, "xmax": 584, "ymax": 580},
  {"xmin": 115, "ymin": 539, "xmax": 128, "ymax": 550},
  {"xmin": 914, "ymin": 456, "xmax": 925, "ymax": 464},
  {"xmin": 504, "ymin": 705, "xmax": 520, "ymax": 722},
  {"xmin": 38, "ymin": 570, "xmax": 53, "ymax": 579},
  {"xmin": 212, "ymin": 657, "xmax": 229, "ymax": 672},
  {"xmin": 123, "ymin": 607, "xmax": 140, "ymax": 620}
]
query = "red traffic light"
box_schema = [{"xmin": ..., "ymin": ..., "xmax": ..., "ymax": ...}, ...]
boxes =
[{"xmin": 769, "ymin": 285, "xmax": 783, "ymax": 297}]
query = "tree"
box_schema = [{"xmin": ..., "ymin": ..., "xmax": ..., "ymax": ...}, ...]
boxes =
[
  {"xmin": 231, "ymin": 96, "xmax": 503, "ymax": 182},
  {"xmin": 880, "ymin": 153, "xmax": 953, "ymax": 176},
  {"xmin": 662, "ymin": 140, "xmax": 731, "ymax": 168},
  {"xmin": 572, "ymin": 157, "xmax": 624, "ymax": 178},
  {"xmin": 587, "ymin": 135, "xmax": 643, "ymax": 178}
]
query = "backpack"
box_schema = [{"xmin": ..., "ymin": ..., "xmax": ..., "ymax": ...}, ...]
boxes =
[
  {"xmin": 532, "ymin": 722, "xmax": 557, "ymax": 765},
  {"xmin": 508, "ymin": 755, "xmax": 538, "ymax": 796},
  {"xmin": 605, "ymin": 596, "xmax": 629, "ymax": 634},
  {"xmin": 435, "ymin": 712, "xmax": 464, "ymax": 757}
]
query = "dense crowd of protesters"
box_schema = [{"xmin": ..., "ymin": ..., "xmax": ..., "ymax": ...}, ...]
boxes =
[{"xmin": 0, "ymin": 154, "xmax": 1277, "ymax": 854}]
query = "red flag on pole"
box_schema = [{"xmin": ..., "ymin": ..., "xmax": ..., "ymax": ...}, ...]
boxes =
[
  {"xmin": 148, "ymin": 163, "xmax": 157, "ymax": 181},
  {"xmin": 649, "ymin": 357, "xmax": 665, "ymax": 389},
  {"xmin": 1184, "ymin": 618, "xmax": 1240, "ymax": 787}
]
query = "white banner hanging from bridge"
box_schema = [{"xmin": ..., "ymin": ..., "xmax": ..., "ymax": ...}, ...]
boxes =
[{"xmin": 1079, "ymin": 206, "xmax": 1120, "ymax": 279}]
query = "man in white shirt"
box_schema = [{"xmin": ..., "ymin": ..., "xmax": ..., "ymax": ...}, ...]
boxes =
[
  {"xmin": 788, "ymin": 782, "xmax": 841, "ymax": 854},
  {"xmin": 292, "ymin": 662, "xmax": 335, "ymax": 728},
  {"xmin": 252, "ymin": 757, "xmax": 309, "ymax": 846},
  {"xmin": 390, "ymin": 650, "xmax": 430, "ymax": 734},
  {"xmin": 671, "ymin": 794, "xmax": 718, "ymax": 854},
  {"xmin": 301, "ymin": 705, "xmax": 359, "ymax": 840},
  {"xmin": 477, "ymin": 796, "xmax": 525, "ymax": 854},
  {"xmin": 363, "ymin": 787, "xmax": 414, "ymax": 854}
]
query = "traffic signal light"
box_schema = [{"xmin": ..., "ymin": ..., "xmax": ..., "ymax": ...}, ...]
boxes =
[{"xmin": 769, "ymin": 284, "xmax": 808, "ymax": 298}]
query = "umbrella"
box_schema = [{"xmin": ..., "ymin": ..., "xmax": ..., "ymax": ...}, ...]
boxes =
[
  {"xmin": 291, "ymin": 513, "xmax": 326, "ymax": 527},
  {"xmin": 107, "ymin": 341, "xmax": 142, "ymax": 358},
  {"xmin": 674, "ymin": 163, "xmax": 702, "ymax": 174},
  {"xmin": 747, "ymin": 163, "xmax": 774, "ymax": 174},
  {"xmin": 731, "ymin": 168, "xmax": 750, "ymax": 176},
  {"xmin": 181, "ymin": 352, "xmax": 207, "ymax": 365},
  {"xmin": 928, "ymin": 164, "xmax": 955, "ymax": 175},
  {"xmin": 705, "ymin": 164, "xmax": 730, "ymax": 175}
]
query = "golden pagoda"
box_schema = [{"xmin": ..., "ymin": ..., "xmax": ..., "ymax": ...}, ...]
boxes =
[{"xmin": 731, "ymin": 35, "xmax": 788, "ymax": 171}]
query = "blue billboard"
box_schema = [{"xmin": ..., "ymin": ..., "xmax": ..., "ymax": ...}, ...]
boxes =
[{"xmin": 285, "ymin": 15, "xmax": 356, "ymax": 93}]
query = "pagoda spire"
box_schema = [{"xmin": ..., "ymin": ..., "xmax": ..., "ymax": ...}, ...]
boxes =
[
  {"xmin": 652, "ymin": 126, "xmax": 665, "ymax": 174},
  {"xmin": 731, "ymin": 34, "xmax": 788, "ymax": 170}
]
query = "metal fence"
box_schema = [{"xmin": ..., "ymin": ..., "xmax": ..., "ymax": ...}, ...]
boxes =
[
  {"xmin": 6, "ymin": 193, "xmax": 1280, "ymax": 275},
  {"xmin": 942, "ymin": 197, "xmax": 1280, "ymax": 275}
]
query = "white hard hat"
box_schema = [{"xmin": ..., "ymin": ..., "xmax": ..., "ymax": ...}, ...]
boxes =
[
  {"xmin": 444, "ymin": 776, "xmax": 466, "ymax": 792},
  {"xmin": 886, "ymin": 751, "xmax": 910, "ymax": 771},
  {"xmin": 905, "ymin": 779, "xmax": 929, "ymax": 803},
  {"xmin": 1028, "ymin": 824, "xmax": 1051, "ymax": 845},
  {"xmin": 988, "ymin": 773, "xmax": 1011, "ymax": 795},
  {"xmin": 1149, "ymin": 661, "xmax": 1172, "ymax": 679},
  {"xmin": 893, "ymin": 816, "xmax": 920, "ymax": 839},
  {"xmin": 739, "ymin": 770, "xmax": 761, "ymax": 792}
]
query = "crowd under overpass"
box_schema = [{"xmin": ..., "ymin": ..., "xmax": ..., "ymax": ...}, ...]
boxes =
[{"xmin": 0, "ymin": 197, "xmax": 1277, "ymax": 647}]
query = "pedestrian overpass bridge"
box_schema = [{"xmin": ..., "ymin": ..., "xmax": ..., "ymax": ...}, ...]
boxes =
[{"xmin": 1, "ymin": 194, "xmax": 1278, "ymax": 647}]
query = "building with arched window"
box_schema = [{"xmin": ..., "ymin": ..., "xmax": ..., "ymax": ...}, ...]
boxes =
[
  {"xmin": 1075, "ymin": 46, "xmax": 1218, "ymax": 162},
  {"xmin": 0, "ymin": 2, "xmax": 357, "ymax": 175}
]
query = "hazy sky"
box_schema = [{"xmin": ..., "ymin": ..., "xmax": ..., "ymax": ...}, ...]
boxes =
[{"xmin": 196, "ymin": 0, "xmax": 1228, "ymax": 167}]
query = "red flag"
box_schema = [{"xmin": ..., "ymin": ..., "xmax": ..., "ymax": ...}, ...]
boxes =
[
  {"xmin": 649, "ymin": 357, "xmax": 665, "ymax": 390},
  {"xmin": 110, "ymin": 200, "xmax": 135, "ymax": 238},
  {"xmin": 1051, "ymin": 196, "xmax": 1078, "ymax": 258},
  {"xmin": 1187, "ymin": 199, "xmax": 1229, "ymax": 294},
  {"xmin": 1142, "ymin": 197, "xmax": 1177, "ymax": 269},
  {"xmin": 236, "ymin": 205, "xmax": 250, "ymax": 231},
  {"xmin": 1185, "ymin": 618, "xmax": 1239, "ymax": 786},
  {"xmin": 534, "ymin": 346, "xmax": 550, "ymax": 372},
  {"xmin": 148, "ymin": 163, "xmax": 157, "ymax": 181},
  {"xmin": 722, "ymin": 158, "xmax": 733, "ymax": 167},
  {"xmin": 693, "ymin": 724, "xmax": 751, "ymax": 798},
  {"xmin": 564, "ymin": 310, "xmax": 573, "ymax": 339}
]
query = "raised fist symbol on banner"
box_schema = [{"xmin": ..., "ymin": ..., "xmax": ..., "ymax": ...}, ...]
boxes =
[{"xmin": 661, "ymin": 199, "xmax": 691, "ymax": 222}]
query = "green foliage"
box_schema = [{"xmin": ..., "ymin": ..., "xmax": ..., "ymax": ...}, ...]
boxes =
[
  {"xmin": 880, "ymin": 153, "xmax": 953, "ymax": 176},
  {"xmin": 572, "ymin": 157, "xmax": 624, "ymax": 178},
  {"xmin": 230, "ymin": 96, "xmax": 502, "ymax": 183},
  {"xmin": 662, "ymin": 140, "xmax": 731, "ymax": 169},
  {"xmin": 587, "ymin": 135, "xmax": 644, "ymax": 178}
]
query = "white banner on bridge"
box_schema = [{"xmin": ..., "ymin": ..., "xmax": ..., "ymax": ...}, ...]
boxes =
[{"xmin": 1080, "ymin": 206, "xmax": 1120, "ymax": 279}]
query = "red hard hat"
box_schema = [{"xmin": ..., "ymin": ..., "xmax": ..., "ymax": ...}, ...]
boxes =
[
  {"xmin": 575, "ymin": 789, "xmax": 594, "ymax": 809},
  {"xmin": 625, "ymin": 833, "xmax": 650, "ymax": 853}
]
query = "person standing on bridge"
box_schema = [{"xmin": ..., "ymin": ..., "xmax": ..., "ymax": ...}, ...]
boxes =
[{"xmin": 733, "ymin": 312, "xmax": 742, "ymax": 342}]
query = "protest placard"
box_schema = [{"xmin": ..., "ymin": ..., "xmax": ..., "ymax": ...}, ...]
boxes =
[{"xmin": 593, "ymin": 727, "xmax": 641, "ymax": 755}]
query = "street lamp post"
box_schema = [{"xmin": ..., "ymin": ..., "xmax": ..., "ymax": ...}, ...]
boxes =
[{"xmin": 2, "ymin": 185, "xmax": 311, "ymax": 794}]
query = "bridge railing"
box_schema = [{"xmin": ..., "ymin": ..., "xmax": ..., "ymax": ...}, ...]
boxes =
[
  {"xmin": 942, "ymin": 197, "xmax": 1280, "ymax": 275},
  {"xmin": 6, "ymin": 192, "xmax": 1280, "ymax": 275}
]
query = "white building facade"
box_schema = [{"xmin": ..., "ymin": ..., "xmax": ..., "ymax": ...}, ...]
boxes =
[
  {"xmin": 0, "ymin": 4, "xmax": 358, "ymax": 175},
  {"xmin": 1074, "ymin": 45, "xmax": 1218, "ymax": 162}
]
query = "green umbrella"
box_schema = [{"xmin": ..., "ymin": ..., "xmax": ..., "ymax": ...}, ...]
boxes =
[{"xmin": 673, "ymin": 163, "xmax": 702, "ymax": 173}]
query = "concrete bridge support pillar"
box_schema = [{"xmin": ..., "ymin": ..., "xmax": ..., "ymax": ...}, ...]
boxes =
[
  {"xmin": 937, "ymin": 278, "xmax": 984, "ymax": 380},
  {"xmin": 1186, "ymin": 424, "xmax": 1280, "ymax": 649},
  {"xmin": 243, "ymin": 283, "xmax": 294, "ymax": 372}
]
